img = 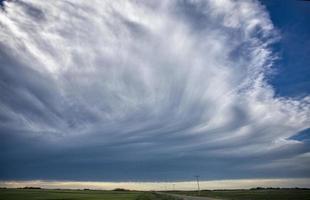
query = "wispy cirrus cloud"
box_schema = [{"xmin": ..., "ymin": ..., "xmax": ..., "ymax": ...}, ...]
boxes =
[{"xmin": 0, "ymin": 0, "xmax": 309, "ymax": 181}]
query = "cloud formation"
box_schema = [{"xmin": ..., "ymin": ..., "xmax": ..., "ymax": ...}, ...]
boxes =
[
  {"xmin": 1, "ymin": 178, "xmax": 310, "ymax": 190},
  {"xmin": 0, "ymin": 0, "xmax": 309, "ymax": 181}
]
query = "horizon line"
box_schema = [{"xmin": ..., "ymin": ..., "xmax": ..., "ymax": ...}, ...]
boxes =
[{"xmin": 1, "ymin": 178, "xmax": 310, "ymax": 191}]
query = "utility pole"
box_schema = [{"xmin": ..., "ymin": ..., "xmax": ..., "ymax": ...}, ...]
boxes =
[{"xmin": 195, "ymin": 175, "xmax": 200, "ymax": 196}]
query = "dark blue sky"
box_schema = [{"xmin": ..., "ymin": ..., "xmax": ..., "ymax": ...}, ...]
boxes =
[
  {"xmin": 261, "ymin": 0, "xmax": 310, "ymax": 142},
  {"xmin": 261, "ymin": 0, "xmax": 310, "ymax": 97},
  {"xmin": 0, "ymin": 0, "xmax": 7, "ymax": 8}
]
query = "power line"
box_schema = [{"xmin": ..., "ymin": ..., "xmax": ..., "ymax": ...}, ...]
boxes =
[{"xmin": 195, "ymin": 175, "xmax": 200, "ymax": 196}]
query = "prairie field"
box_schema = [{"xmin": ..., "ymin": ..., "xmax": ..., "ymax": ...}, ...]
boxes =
[
  {"xmin": 170, "ymin": 188, "xmax": 310, "ymax": 200},
  {"xmin": 0, "ymin": 188, "xmax": 179, "ymax": 200},
  {"xmin": 0, "ymin": 189, "xmax": 140, "ymax": 200},
  {"xmin": 1, "ymin": 188, "xmax": 310, "ymax": 200}
]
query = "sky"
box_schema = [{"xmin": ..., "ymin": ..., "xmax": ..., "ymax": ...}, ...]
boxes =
[{"xmin": 0, "ymin": 0, "xmax": 310, "ymax": 189}]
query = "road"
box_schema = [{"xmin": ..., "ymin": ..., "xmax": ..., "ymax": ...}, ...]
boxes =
[{"xmin": 158, "ymin": 193, "xmax": 222, "ymax": 200}]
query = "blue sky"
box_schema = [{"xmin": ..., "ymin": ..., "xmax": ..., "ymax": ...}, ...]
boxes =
[
  {"xmin": 261, "ymin": 0, "xmax": 310, "ymax": 97},
  {"xmin": 0, "ymin": 0, "xmax": 309, "ymax": 187},
  {"xmin": 261, "ymin": 0, "xmax": 310, "ymax": 142}
]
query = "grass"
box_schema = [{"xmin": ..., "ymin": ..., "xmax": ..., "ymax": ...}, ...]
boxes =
[
  {"xmin": 170, "ymin": 188, "xmax": 310, "ymax": 200},
  {"xmin": 0, "ymin": 189, "xmax": 181, "ymax": 200},
  {"xmin": 136, "ymin": 192, "xmax": 181, "ymax": 200},
  {"xmin": 0, "ymin": 188, "xmax": 141, "ymax": 200},
  {"xmin": 2, "ymin": 188, "xmax": 310, "ymax": 200}
]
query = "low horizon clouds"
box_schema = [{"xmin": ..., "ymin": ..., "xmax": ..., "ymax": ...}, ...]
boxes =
[
  {"xmin": 0, "ymin": 0, "xmax": 309, "ymax": 181},
  {"xmin": 1, "ymin": 178, "xmax": 310, "ymax": 190}
]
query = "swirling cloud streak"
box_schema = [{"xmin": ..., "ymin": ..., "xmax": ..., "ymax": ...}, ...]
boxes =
[{"xmin": 0, "ymin": 0, "xmax": 309, "ymax": 181}]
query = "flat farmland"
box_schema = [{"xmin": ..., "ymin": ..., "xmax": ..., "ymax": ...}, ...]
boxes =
[
  {"xmin": 169, "ymin": 189, "xmax": 310, "ymax": 200},
  {"xmin": 0, "ymin": 189, "xmax": 141, "ymax": 200},
  {"xmin": 0, "ymin": 189, "xmax": 180, "ymax": 200}
]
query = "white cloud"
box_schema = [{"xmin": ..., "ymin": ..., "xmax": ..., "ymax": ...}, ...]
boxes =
[
  {"xmin": 0, "ymin": 0, "xmax": 309, "ymax": 180},
  {"xmin": 1, "ymin": 178, "xmax": 310, "ymax": 190}
]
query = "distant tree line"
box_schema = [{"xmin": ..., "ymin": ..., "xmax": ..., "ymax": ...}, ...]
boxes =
[
  {"xmin": 113, "ymin": 188, "xmax": 130, "ymax": 191},
  {"xmin": 22, "ymin": 187, "xmax": 41, "ymax": 189},
  {"xmin": 249, "ymin": 187, "xmax": 310, "ymax": 190}
]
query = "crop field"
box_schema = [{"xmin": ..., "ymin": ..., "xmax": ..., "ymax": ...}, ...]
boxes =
[
  {"xmin": 1, "ymin": 188, "xmax": 310, "ymax": 200},
  {"xmin": 0, "ymin": 189, "xmax": 141, "ymax": 200},
  {"xmin": 0, "ymin": 188, "xmax": 180, "ymax": 200},
  {"xmin": 170, "ymin": 188, "xmax": 310, "ymax": 200}
]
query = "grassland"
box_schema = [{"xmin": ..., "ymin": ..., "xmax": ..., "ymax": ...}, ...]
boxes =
[
  {"xmin": 136, "ymin": 192, "xmax": 180, "ymax": 200},
  {"xmin": 0, "ymin": 188, "xmax": 180, "ymax": 200},
  {"xmin": 1, "ymin": 188, "xmax": 310, "ymax": 200},
  {"xmin": 0, "ymin": 188, "xmax": 140, "ymax": 200},
  {"xmin": 170, "ymin": 188, "xmax": 310, "ymax": 200}
]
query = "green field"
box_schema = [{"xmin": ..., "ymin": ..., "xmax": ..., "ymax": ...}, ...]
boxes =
[
  {"xmin": 170, "ymin": 189, "xmax": 310, "ymax": 200},
  {"xmin": 0, "ymin": 189, "xmax": 140, "ymax": 200},
  {"xmin": 2, "ymin": 188, "xmax": 310, "ymax": 200},
  {"xmin": 0, "ymin": 189, "xmax": 179, "ymax": 200}
]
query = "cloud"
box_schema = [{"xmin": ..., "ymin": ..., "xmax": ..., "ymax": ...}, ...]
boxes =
[
  {"xmin": 0, "ymin": 0, "xmax": 309, "ymax": 181},
  {"xmin": 1, "ymin": 178, "xmax": 310, "ymax": 190}
]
